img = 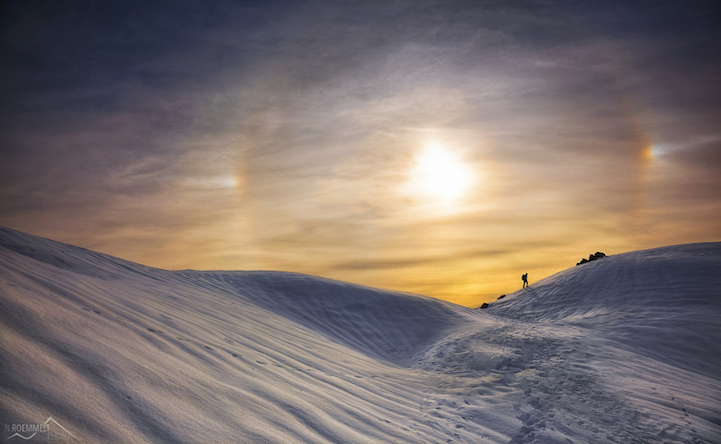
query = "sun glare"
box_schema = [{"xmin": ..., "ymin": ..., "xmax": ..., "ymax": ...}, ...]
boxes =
[{"xmin": 407, "ymin": 143, "xmax": 474, "ymax": 202}]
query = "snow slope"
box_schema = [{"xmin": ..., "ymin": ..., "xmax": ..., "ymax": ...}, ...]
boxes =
[
  {"xmin": 488, "ymin": 243, "xmax": 721, "ymax": 378},
  {"xmin": 1, "ymin": 227, "xmax": 720, "ymax": 443}
]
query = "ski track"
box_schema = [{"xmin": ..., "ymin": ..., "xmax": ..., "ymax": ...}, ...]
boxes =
[{"xmin": 1, "ymin": 226, "xmax": 720, "ymax": 443}]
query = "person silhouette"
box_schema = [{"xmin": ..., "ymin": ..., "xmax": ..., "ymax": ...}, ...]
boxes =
[{"xmin": 522, "ymin": 273, "xmax": 528, "ymax": 288}]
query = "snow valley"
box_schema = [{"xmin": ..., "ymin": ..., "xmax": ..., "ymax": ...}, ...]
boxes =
[{"xmin": 1, "ymin": 226, "xmax": 719, "ymax": 443}]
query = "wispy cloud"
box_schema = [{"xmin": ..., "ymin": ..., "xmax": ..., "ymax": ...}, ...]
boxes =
[{"xmin": 1, "ymin": 0, "xmax": 719, "ymax": 305}]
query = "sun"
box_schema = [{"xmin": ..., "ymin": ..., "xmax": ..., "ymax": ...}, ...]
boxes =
[{"xmin": 406, "ymin": 143, "xmax": 474, "ymax": 202}]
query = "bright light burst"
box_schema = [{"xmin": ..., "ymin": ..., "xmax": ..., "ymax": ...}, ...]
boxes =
[{"xmin": 406, "ymin": 142, "xmax": 474, "ymax": 202}]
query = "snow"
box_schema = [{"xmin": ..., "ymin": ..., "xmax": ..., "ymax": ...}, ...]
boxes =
[
  {"xmin": 488, "ymin": 243, "xmax": 721, "ymax": 379},
  {"xmin": 1, "ymin": 226, "xmax": 720, "ymax": 443}
]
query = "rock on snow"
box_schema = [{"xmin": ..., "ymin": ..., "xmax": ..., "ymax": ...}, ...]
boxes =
[{"xmin": 1, "ymin": 226, "xmax": 719, "ymax": 443}]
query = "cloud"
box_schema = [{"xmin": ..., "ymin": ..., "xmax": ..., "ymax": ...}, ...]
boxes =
[{"xmin": 1, "ymin": 0, "xmax": 719, "ymax": 305}]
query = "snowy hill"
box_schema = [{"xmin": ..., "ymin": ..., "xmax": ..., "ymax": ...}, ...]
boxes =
[
  {"xmin": 184, "ymin": 270, "xmax": 473, "ymax": 366},
  {"xmin": 1, "ymin": 227, "xmax": 720, "ymax": 443},
  {"xmin": 488, "ymin": 243, "xmax": 721, "ymax": 378}
]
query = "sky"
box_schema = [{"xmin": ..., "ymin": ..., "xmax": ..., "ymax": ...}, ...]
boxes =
[{"xmin": 1, "ymin": 0, "xmax": 720, "ymax": 307}]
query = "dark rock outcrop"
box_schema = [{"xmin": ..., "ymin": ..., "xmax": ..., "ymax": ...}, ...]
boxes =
[{"xmin": 577, "ymin": 251, "xmax": 606, "ymax": 266}]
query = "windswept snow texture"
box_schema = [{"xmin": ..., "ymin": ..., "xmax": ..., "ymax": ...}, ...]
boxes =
[
  {"xmin": 488, "ymin": 243, "xmax": 721, "ymax": 378},
  {"xmin": 1, "ymin": 227, "xmax": 720, "ymax": 443}
]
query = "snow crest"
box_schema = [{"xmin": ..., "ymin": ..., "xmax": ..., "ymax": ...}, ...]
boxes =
[
  {"xmin": 1, "ymin": 227, "xmax": 720, "ymax": 443},
  {"xmin": 489, "ymin": 243, "xmax": 721, "ymax": 378}
]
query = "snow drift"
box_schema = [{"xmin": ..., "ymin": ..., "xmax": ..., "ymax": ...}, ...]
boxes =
[
  {"xmin": 488, "ymin": 243, "xmax": 721, "ymax": 378},
  {"xmin": 1, "ymin": 226, "xmax": 720, "ymax": 443}
]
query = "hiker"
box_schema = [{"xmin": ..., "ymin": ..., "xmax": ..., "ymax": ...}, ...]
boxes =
[{"xmin": 522, "ymin": 273, "xmax": 528, "ymax": 288}]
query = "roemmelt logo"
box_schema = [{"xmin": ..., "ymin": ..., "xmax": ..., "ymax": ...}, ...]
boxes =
[{"xmin": 5, "ymin": 417, "xmax": 78, "ymax": 442}]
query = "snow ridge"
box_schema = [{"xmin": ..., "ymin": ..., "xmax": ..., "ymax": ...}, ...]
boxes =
[
  {"xmin": 489, "ymin": 243, "xmax": 721, "ymax": 378},
  {"xmin": 1, "ymin": 226, "xmax": 720, "ymax": 443}
]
